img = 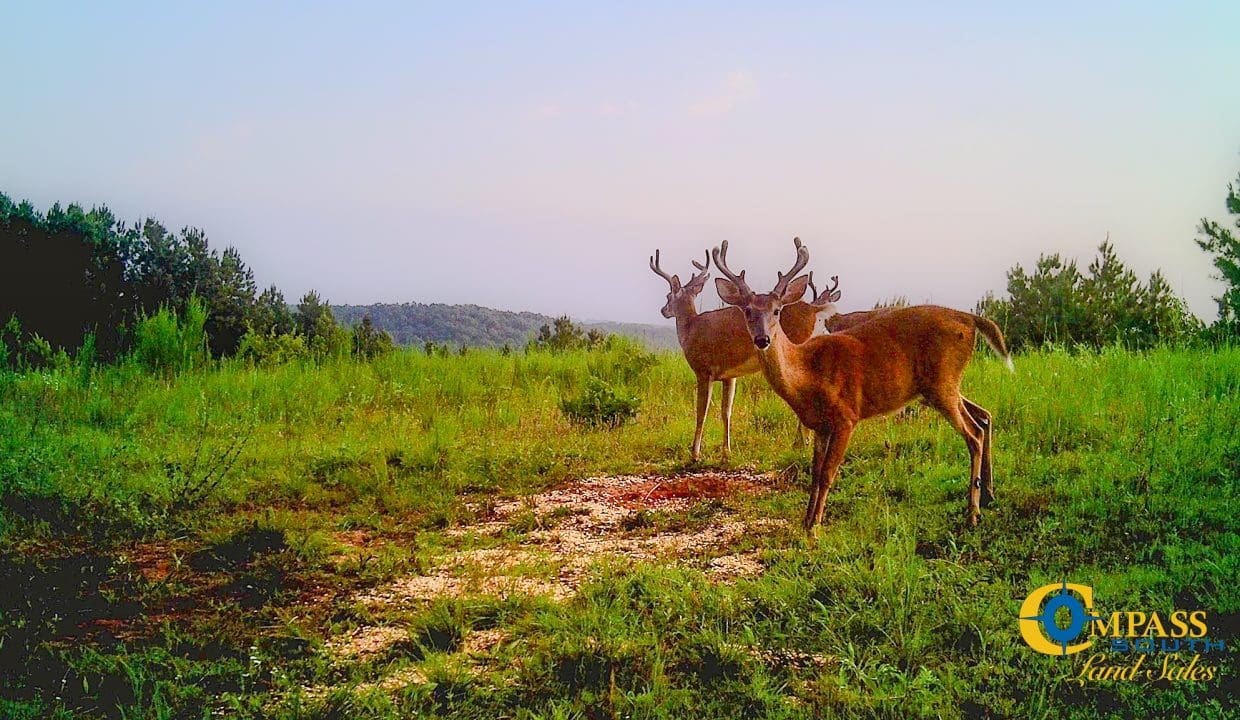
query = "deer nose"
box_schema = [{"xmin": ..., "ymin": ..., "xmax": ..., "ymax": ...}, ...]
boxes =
[{"xmin": 754, "ymin": 335, "xmax": 771, "ymax": 350}]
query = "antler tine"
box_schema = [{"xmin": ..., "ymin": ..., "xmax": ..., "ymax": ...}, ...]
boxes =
[
  {"xmin": 806, "ymin": 271, "xmax": 842, "ymax": 306},
  {"xmin": 687, "ymin": 249, "xmax": 711, "ymax": 283},
  {"xmin": 691, "ymin": 249, "xmax": 709, "ymax": 272},
  {"xmin": 773, "ymin": 236, "xmax": 811, "ymax": 297},
  {"xmin": 711, "ymin": 239, "xmax": 752, "ymax": 298},
  {"xmin": 824, "ymin": 274, "xmax": 841, "ymax": 302},
  {"xmin": 649, "ymin": 249, "xmax": 675, "ymax": 286}
]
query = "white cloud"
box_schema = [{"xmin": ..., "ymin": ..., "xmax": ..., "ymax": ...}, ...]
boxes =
[{"xmin": 689, "ymin": 70, "xmax": 758, "ymax": 116}]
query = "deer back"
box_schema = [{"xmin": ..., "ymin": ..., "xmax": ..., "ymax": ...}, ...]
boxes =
[
  {"xmin": 676, "ymin": 306, "xmax": 762, "ymax": 378},
  {"xmin": 801, "ymin": 305, "xmax": 982, "ymax": 419}
]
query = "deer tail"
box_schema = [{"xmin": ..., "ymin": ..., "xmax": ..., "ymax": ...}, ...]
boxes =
[{"xmin": 973, "ymin": 315, "xmax": 1014, "ymax": 372}]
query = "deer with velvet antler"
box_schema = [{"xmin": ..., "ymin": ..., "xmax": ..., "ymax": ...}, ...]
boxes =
[
  {"xmin": 649, "ymin": 249, "xmax": 839, "ymax": 461},
  {"xmin": 710, "ymin": 238, "xmax": 1013, "ymax": 530}
]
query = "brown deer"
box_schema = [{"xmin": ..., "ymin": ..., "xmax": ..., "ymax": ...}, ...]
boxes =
[
  {"xmin": 824, "ymin": 308, "xmax": 889, "ymax": 333},
  {"xmin": 711, "ymin": 238, "xmax": 1012, "ymax": 530},
  {"xmin": 650, "ymin": 249, "xmax": 840, "ymax": 461}
]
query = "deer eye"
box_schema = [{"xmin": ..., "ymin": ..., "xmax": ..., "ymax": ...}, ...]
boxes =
[{"xmin": 773, "ymin": 308, "xmax": 781, "ymax": 316}]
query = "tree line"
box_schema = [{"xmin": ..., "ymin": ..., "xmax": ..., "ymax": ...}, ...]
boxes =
[
  {"xmin": 974, "ymin": 239, "xmax": 1200, "ymax": 351},
  {"xmin": 333, "ymin": 303, "xmax": 679, "ymax": 350},
  {"xmin": 334, "ymin": 302, "xmax": 564, "ymax": 348},
  {"xmin": 972, "ymin": 166, "xmax": 1240, "ymax": 350},
  {"xmin": 3, "ymin": 165, "xmax": 1239, "ymax": 368},
  {"xmin": 0, "ymin": 193, "xmax": 392, "ymax": 369}
]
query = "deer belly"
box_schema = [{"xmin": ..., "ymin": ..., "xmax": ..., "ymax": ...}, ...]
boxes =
[
  {"xmin": 714, "ymin": 355, "xmax": 762, "ymax": 380},
  {"xmin": 858, "ymin": 373, "xmax": 921, "ymax": 418}
]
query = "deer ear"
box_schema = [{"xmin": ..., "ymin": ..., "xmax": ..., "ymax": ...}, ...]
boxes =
[
  {"xmin": 781, "ymin": 275, "xmax": 811, "ymax": 304},
  {"xmin": 670, "ymin": 275, "xmax": 682, "ymax": 291},
  {"xmin": 715, "ymin": 277, "xmax": 746, "ymax": 306}
]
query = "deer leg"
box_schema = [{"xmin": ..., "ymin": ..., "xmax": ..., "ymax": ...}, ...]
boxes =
[
  {"xmin": 803, "ymin": 431, "xmax": 828, "ymax": 532},
  {"xmin": 720, "ymin": 377, "xmax": 737, "ymax": 459},
  {"xmin": 808, "ymin": 421, "xmax": 855, "ymax": 530},
  {"xmin": 691, "ymin": 376, "xmax": 712, "ymax": 462},
  {"xmin": 934, "ymin": 397, "xmax": 985, "ymax": 527},
  {"xmin": 962, "ymin": 397, "xmax": 994, "ymax": 507}
]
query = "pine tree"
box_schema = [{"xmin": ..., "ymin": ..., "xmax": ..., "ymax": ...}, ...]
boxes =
[
  {"xmin": 252, "ymin": 285, "xmax": 294, "ymax": 336},
  {"xmin": 1196, "ymin": 172, "xmax": 1240, "ymax": 328}
]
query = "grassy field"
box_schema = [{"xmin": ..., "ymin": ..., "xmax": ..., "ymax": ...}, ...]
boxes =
[{"xmin": 1, "ymin": 342, "xmax": 1237, "ymax": 718}]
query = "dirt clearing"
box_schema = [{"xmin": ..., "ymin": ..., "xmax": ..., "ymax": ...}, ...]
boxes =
[
  {"xmin": 310, "ymin": 471, "xmax": 787, "ymax": 694},
  {"xmin": 341, "ymin": 470, "xmax": 783, "ymax": 626}
]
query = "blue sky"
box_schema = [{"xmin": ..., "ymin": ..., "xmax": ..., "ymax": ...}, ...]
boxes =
[{"xmin": 3, "ymin": 2, "xmax": 1238, "ymax": 322}]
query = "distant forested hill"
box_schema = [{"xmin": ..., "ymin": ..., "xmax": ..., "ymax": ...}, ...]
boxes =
[{"xmin": 332, "ymin": 303, "xmax": 679, "ymax": 349}]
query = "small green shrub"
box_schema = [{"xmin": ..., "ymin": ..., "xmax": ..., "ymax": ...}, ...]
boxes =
[
  {"xmin": 561, "ymin": 376, "xmax": 640, "ymax": 428},
  {"xmin": 0, "ymin": 315, "xmax": 19, "ymax": 370},
  {"xmin": 23, "ymin": 334, "xmax": 57, "ymax": 368},
  {"xmin": 351, "ymin": 315, "xmax": 395, "ymax": 358},
  {"xmin": 309, "ymin": 323, "xmax": 353, "ymax": 360},
  {"xmin": 238, "ymin": 330, "xmax": 309, "ymax": 366},
  {"xmin": 74, "ymin": 332, "xmax": 96, "ymax": 388},
  {"xmin": 131, "ymin": 296, "xmax": 209, "ymax": 375}
]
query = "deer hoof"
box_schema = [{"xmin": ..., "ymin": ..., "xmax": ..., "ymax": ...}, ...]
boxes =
[{"xmin": 980, "ymin": 487, "xmax": 995, "ymax": 508}]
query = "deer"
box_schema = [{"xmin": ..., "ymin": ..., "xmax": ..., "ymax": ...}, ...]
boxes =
[
  {"xmin": 650, "ymin": 249, "xmax": 840, "ymax": 461},
  {"xmin": 824, "ymin": 308, "xmax": 890, "ymax": 333},
  {"xmin": 710, "ymin": 238, "xmax": 1013, "ymax": 530}
]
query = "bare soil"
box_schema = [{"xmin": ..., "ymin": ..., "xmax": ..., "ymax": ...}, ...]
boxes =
[{"xmin": 330, "ymin": 471, "xmax": 785, "ymax": 667}]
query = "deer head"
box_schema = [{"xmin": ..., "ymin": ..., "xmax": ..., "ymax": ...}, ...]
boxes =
[
  {"xmin": 713, "ymin": 237, "xmax": 826, "ymax": 349},
  {"xmin": 807, "ymin": 272, "xmax": 841, "ymax": 308},
  {"xmin": 649, "ymin": 249, "xmax": 711, "ymax": 319}
]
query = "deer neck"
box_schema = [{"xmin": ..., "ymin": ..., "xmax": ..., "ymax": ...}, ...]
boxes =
[
  {"xmin": 756, "ymin": 327, "xmax": 803, "ymax": 404},
  {"xmin": 672, "ymin": 304, "xmax": 700, "ymax": 347}
]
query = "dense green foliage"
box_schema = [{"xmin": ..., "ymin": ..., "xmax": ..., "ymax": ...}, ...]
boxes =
[
  {"xmin": 534, "ymin": 315, "xmax": 607, "ymax": 352},
  {"xmin": 352, "ymin": 316, "xmax": 398, "ymax": 359},
  {"xmin": 0, "ymin": 195, "xmax": 264, "ymax": 360},
  {"xmin": 0, "ymin": 197, "xmax": 133, "ymax": 358},
  {"xmin": 975, "ymin": 241, "xmax": 1200, "ymax": 351},
  {"xmin": 0, "ymin": 194, "xmax": 397, "ymax": 367},
  {"xmin": 1, "ymin": 345, "xmax": 1235, "ymax": 718},
  {"xmin": 334, "ymin": 302, "xmax": 560, "ymax": 348},
  {"xmin": 1196, "ymin": 170, "xmax": 1240, "ymax": 330},
  {"xmin": 975, "ymin": 169, "xmax": 1240, "ymax": 350}
]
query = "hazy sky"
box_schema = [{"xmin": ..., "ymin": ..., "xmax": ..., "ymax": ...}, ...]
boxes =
[{"xmin": 3, "ymin": 3, "xmax": 1238, "ymax": 323}]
